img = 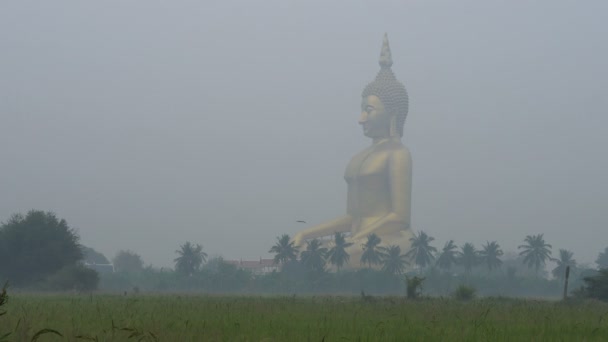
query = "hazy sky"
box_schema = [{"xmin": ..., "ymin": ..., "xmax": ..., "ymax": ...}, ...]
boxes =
[{"xmin": 1, "ymin": 0, "xmax": 606, "ymax": 268}]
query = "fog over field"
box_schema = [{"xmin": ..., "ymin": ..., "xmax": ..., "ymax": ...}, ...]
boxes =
[{"xmin": 1, "ymin": 0, "xmax": 606, "ymax": 268}]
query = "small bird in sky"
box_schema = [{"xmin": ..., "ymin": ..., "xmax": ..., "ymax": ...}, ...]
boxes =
[{"xmin": 296, "ymin": 220, "xmax": 307, "ymax": 223}]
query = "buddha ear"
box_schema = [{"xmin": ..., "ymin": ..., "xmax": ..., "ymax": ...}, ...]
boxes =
[{"xmin": 389, "ymin": 115, "xmax": 398, "ymax": 137}]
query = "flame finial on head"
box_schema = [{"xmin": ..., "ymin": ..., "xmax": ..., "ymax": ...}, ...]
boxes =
[{"xmin": 379, "ymin": 33, "xmax": 393, "ymax": 68}]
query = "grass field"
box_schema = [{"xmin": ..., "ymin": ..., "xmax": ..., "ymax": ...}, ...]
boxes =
[{"xmin": 2, "ymin": 294, "xmax": 608, "ymax": 341}]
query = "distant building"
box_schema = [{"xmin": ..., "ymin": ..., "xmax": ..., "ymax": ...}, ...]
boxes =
[{"xmin": 225, "ymin": 258, "xmax": 278, "ymax": 275}]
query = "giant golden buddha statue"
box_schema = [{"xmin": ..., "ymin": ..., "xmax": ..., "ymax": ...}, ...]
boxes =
[{"xmin": 293, "ymin": 34, "xmax": 413, "ymax": 267}]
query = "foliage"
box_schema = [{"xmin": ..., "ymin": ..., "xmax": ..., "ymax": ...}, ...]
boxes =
[
  {"xmin": 174, "ymin": 242, "xmax": 207, "ymax": 276},
  {"xmin": 405, "ymin": 231, "xmax": 437, "ymax": 269},
  {"xmin": 81, "ymin": 246, "xmax": 110, "ymax": 264},
  {"xmin": 269, "ymin": 234, "xmax": 299, "ymax": 265},
  {"xmin": 552, "ymin": 249, "xmax": 576, "ymax": 281},
  {"xmin": 43, "ymin": 264, "xmax": 99, "ymax": 292},
  {"xmin": 502, "ymin": 253, "xmax": 546, "ymax": 278},
  {"xmin": 300, "ymin": 239, "xmax": 328, "ymax": 273},
  {"xmin": 0, "ymin": 210, "xmax": 83, "ymax": 286},
  {"xmin": 479, "ymin": 241, "xmax": 503, "ymax": 273},
  {"xmin": 596, "ymin": 247, "xmax": 608, "ymax": 269},
  {"xmin": 93, "ymin": 258, "xmax": 574, "ymax": 298},
  {"xmin": 453, "ymin": 284, "xmax": 476, "ymax": 301},
  {"xmin": 112, "ymin": 250, "xmax": 144, "ymax": 273},
  {"xmin": 360, "ymin": 233, "xmax": 383, "ymax": 268},
  {"xmin": 405, "ymin": 276, "xmax": 425, "ymax": 299},
  {"xmin": 327, "ymin": 232, "xmax": 353, "ymax": 271},
  {"xmin": 380, "ymin": 245, "xmax": 409, "ymax": 276},
  {"xmin": 578, "ymin": 269, "xmax": 608, "ymax": 301},
  {"xmin": 518, "ymin": 234, "xmax": 552, "ymax": 275},
  {"xmin": 458, "ymin": 243, "xmax": 479, "ymax": 274},
  {"xmin": 436, "ymin": 240, "xmax": 458, "ymax": 272},
  {"xmin": 0, "ymin": 283, "xmax": 7, "ymax": 342}
]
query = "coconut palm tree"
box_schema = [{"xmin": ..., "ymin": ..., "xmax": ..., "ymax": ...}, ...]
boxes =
[
  {"xmin": 458, "ymin": 243, "xmax": 479, "ymax": 275},
  {"xmin": 269, "ymin": 234, "xmax": 299, "ymax": 265},
  {"xmin": 436, "ymin": 240, "xmax": 458, "ymax": 272},
  {"xmin": 300, "ymin": 238, "xmax": 328, "ymax": 273},
  {"xmin": 380, "ymin": 245, "xmax": 409, "ymax": 276},
  {"xmin": 327, "ymin": 232, "xmax": 354, "ymax": 271},
  {"xmin": 405, "ymin": 231, "xmax": 437, "ymax": 270},
  {"xmin": 360, "ymin": 233, "xmax": 383, "ymax": 268},
  {"xmin": 174, "ymin": 242, "xmax": 207, "ymax": 276},
  {"xmin": 479, "ymin": 241, "xmax": 503, "ymax": 273},
  {"xmin": 518, "ymin": 234, "xmax": 552, "ymax": 276},
  {"xmin": 552, "ymin": 249, "xmax": 576, "ymax": 281}
]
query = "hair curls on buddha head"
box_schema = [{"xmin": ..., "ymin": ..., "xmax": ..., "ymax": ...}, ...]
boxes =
[{"xmin": 362, "ymin": 34, "xmax": 409, "ymax": 137}]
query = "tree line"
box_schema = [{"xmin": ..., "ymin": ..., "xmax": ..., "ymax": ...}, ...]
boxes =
[
  {"xmin": 269, "ymin": 231, "xmax": 607, "ymax": 281},
  {"xmin": 3, "ymin": 210, "xmax": 608, "ymax": 298}
]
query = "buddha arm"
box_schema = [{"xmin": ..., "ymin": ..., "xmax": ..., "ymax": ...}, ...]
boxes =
[
  {"xmin": 293, "ymin": 215, "xmax": 352, "ymax": 247},
  {"xmin": 352, "ymin": 148, "xmax": 412, "ymax": 241}
]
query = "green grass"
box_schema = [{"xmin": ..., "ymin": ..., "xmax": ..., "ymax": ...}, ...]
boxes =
[{"xmin": 2, "ymin": 294, "xmax": 608, "ymax": 341}]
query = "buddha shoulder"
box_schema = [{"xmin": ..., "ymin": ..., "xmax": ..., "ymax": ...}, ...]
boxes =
[{"xmin": 389, "ymin": 143, "xmax": 412, "ymax": 166}]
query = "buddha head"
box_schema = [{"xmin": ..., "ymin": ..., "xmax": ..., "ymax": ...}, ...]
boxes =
[{"xmin": 360, "ymin": 34, "xmax": 409, "ymax": 139}]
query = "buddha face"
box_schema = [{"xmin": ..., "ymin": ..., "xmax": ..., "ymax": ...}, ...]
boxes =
[{"xmin": 359, "ymin": 95, "xmax": 390, "ymax": 138}]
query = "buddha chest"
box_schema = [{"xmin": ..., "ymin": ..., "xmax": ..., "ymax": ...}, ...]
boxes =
[{"xmin": 344, "ymin": 146, "xmax": 392, "ymax": 218}]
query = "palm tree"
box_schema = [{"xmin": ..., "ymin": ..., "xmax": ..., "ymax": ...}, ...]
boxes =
[
  {"xmin": 174, "ymin": 242, "xmax": 207, "ymax": 276},
  {"xmin": 436, "ymin": 240, "xmax": 458, "ymax": 272},
  {"xmin": 300, "ymin": 238, "xmax": 328, "ymax": 273},
  {"xmin": 458, "ymin": 243, "xmax": 479, "ymax": 275},
  {"xmin": 479, "ymin": 241, "xmax": 503, "ymax": 273},
  {"xmin": 405, "ymin": 231, "xmax": 437, "ymax": 270},
  {"xmin": 269, "ymin": 234, "xmax": 299, "ymax": 265},
  {"xmin": 360, "ymin": 233, "xmax": 383, "ymax": 268},
  {"xmin": 518, "ymin": 234, "xmax": 552, "ymax": 275},
  {"xmin": 380, "ymin": 245, "xmax": 409, "ymax": 276},
  {"xmin": 327, "ymin": 232, "xmax": 354, "ymax": 271},
  {"xmin": 552, "ymin": 249, "xmax": 576, "ymax": 281}
]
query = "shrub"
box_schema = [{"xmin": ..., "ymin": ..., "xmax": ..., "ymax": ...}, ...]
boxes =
[
  {"xmin": 0, "ymin": 283, "xmax": 9, "ymax": 341},
  {"xmin": 44, "ymin": 264, "xmax": 99, "ymax": 292},
  {"xmin": 454, "ymin": 284, "xmax": 476, "ymax": 301},
  {"xmin": 405, "ymin": 276, "xmax": 425, "ymax": 299}
]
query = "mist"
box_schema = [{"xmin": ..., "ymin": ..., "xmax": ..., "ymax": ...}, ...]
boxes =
[{"xmin": 1, "ymin": 0, "xmax": 607, "ymax": 268}]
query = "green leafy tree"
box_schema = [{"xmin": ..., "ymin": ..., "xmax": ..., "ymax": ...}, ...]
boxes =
[
  {"xmin": 580, "ymin": 269, "xmax": 608, "ymax": 301},
  {"xmin": 518, "ymin": 234, "xmax": 552, "ymax": 276},
  {"xmin": 458, "ymin": 243, "xmax": 479, "ymax": 275},
  {"xmin": 405, "ymin": 231, "xmax": 437, "ymax": 270},
  {"xmin": 326, "ymin": 232, "xmax": 353, "ymax": 271},
  {"xmin": 436, "ymin": 240, "xmax": 458, "ymax": 272},
  {"xmin": 300, "ymin": 239, "xmax": 328, "ymax": 273},
  {"xmin": 112, "ymin": 250, "xmax": 144, "ymax": 273},
  {"xmin": 360, "ymin": 233, "xmax": 383, "ymax": 268},
  {"xmin": 174, "ymin": 242, "xmax": 207, "ymax": 276},
  {"xmin": 81, "ymin": 246, "xmax": 110, "ymax": 264},
  {"xmin": 380, "ymin": 245, "xmax": 409, "ymax": 276},
  {"xmin": 552, "ymin": 249, "xmax": 576, "ymax": 281},
  {"xmin": 479, "ymin": 241, "xmax": 503, "ymax": 273},
  {"xmin": 269, "ymin": 234, "xmax": 299, "ymax": 265},
  {"xmin": 596, "ymin": 247, "xmax": 608, "ymax": 270},
  {"xmin": 0, "ymin": 210, "xmax": 83, "ymax": 286}
]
